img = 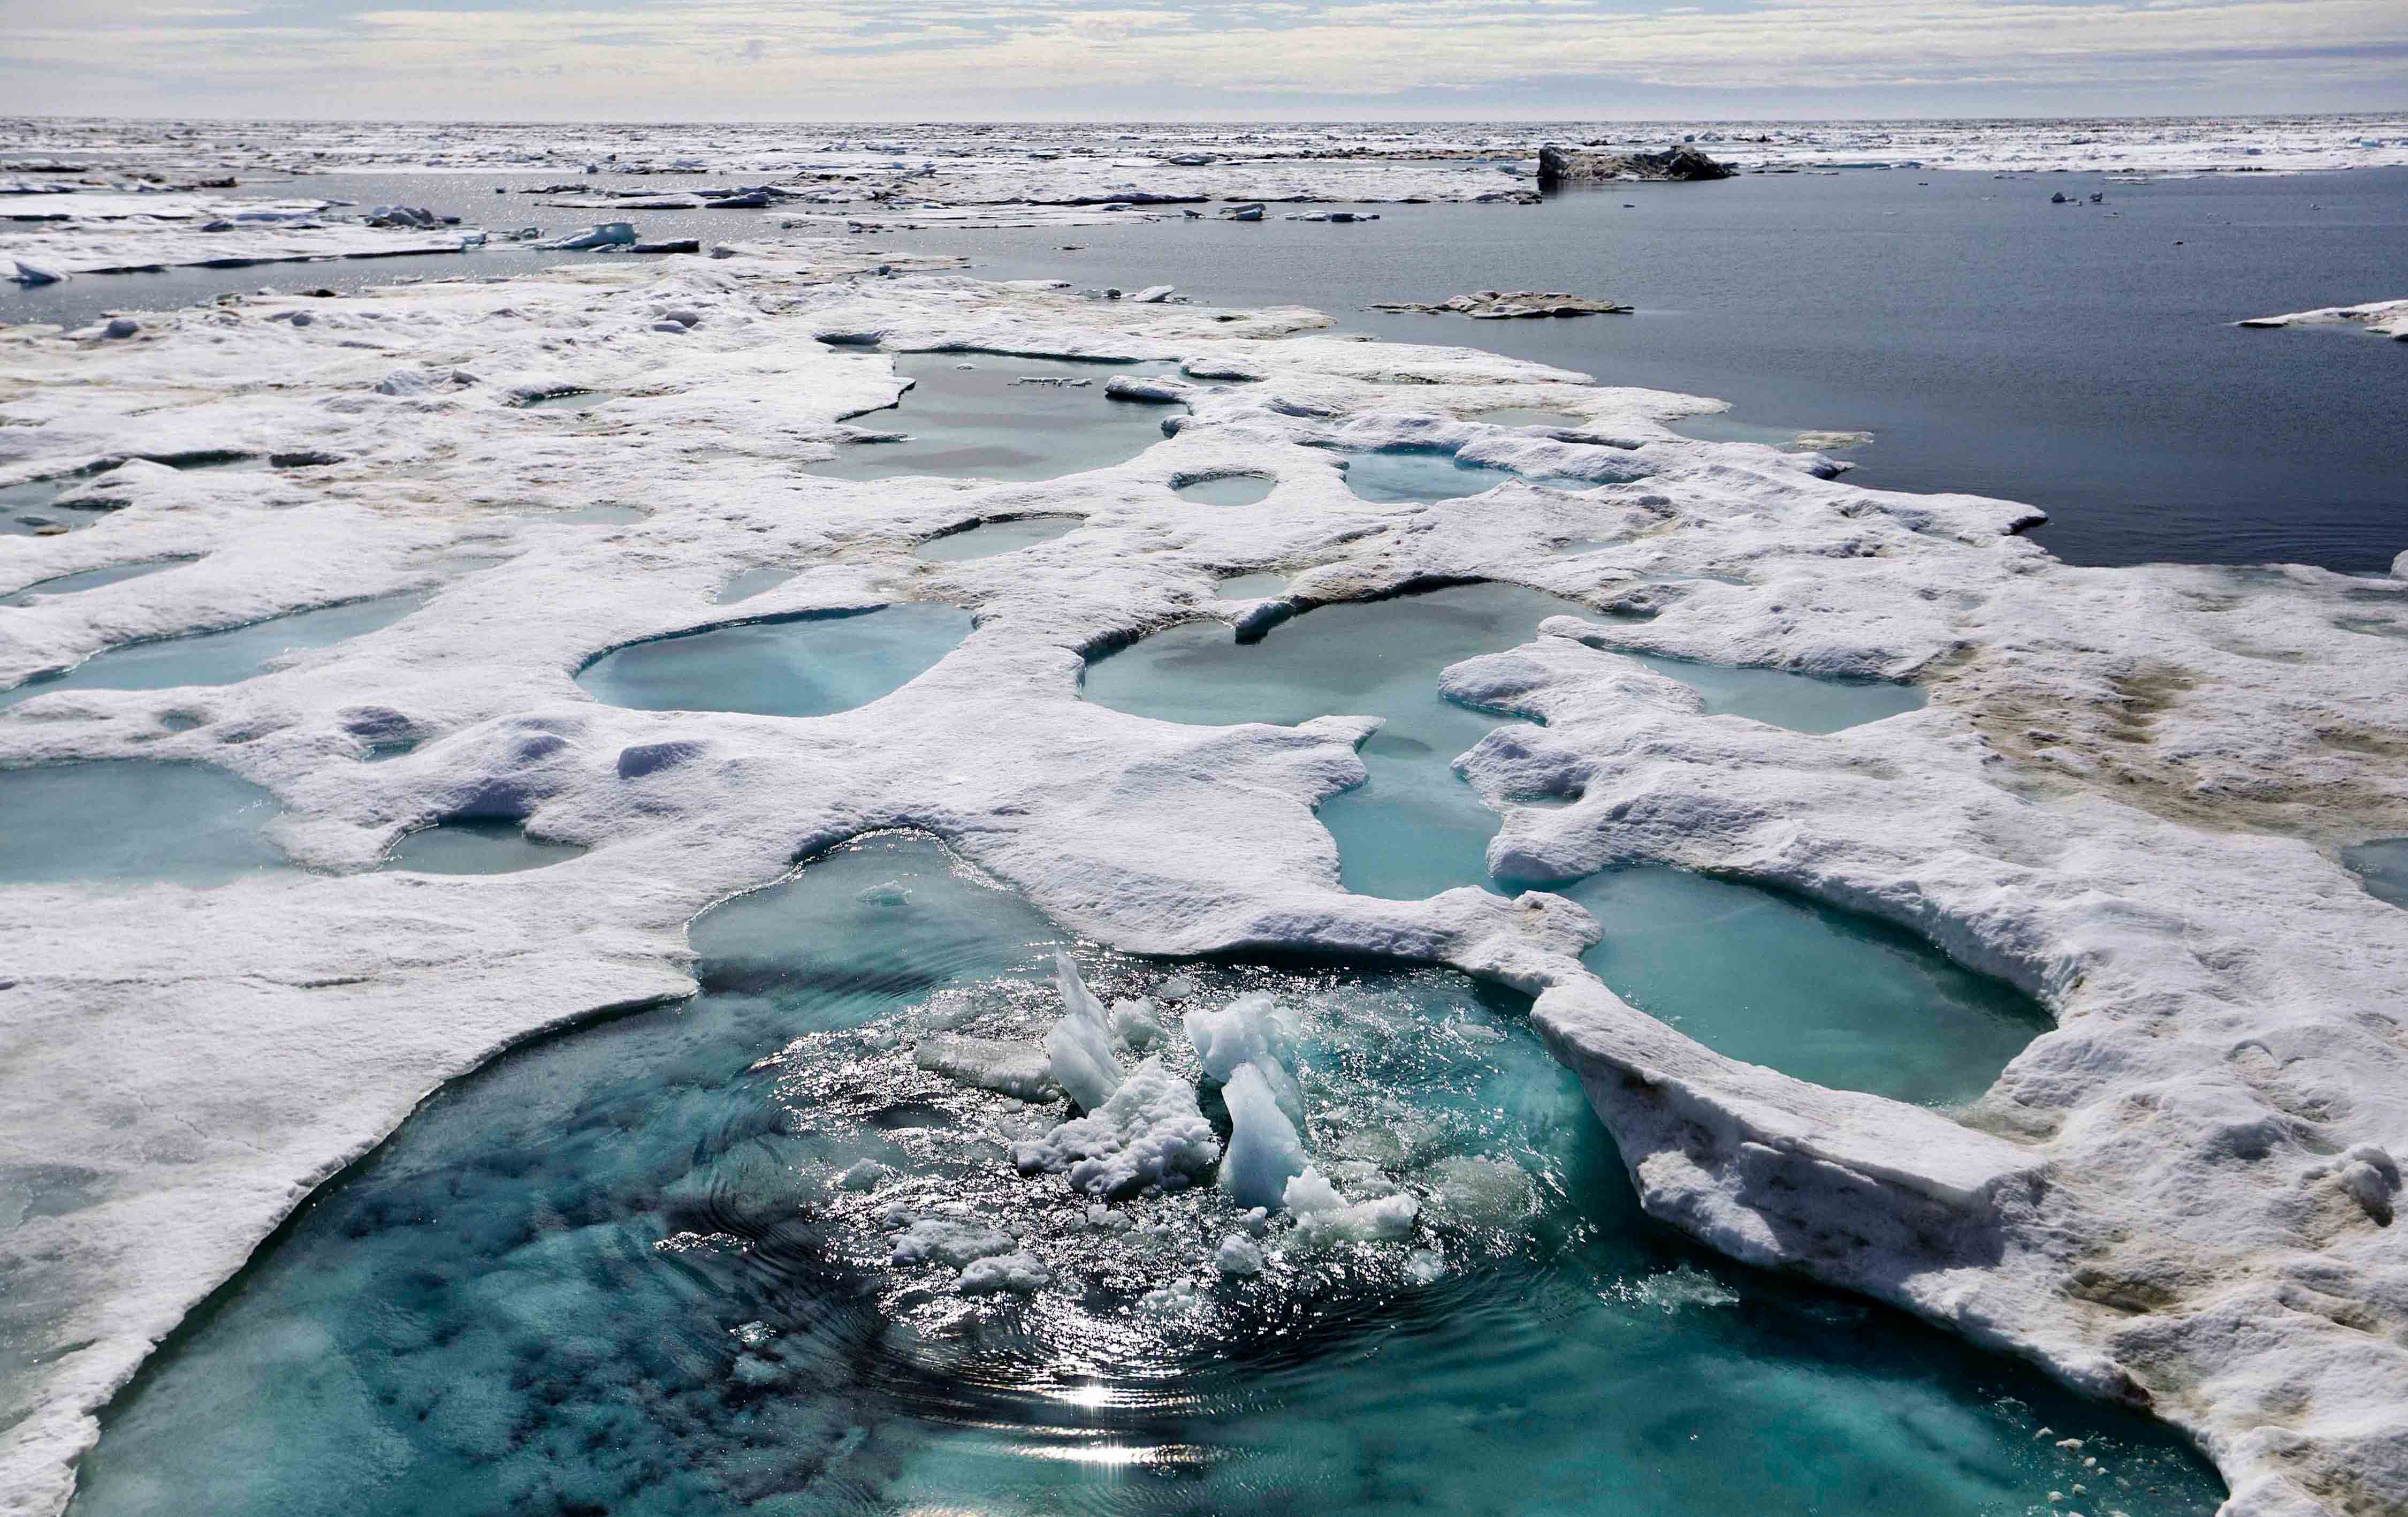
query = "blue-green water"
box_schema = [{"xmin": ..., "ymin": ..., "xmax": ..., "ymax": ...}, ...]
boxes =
[
  {"xmin": 1553, "ymin": 868, "xmax": 2046, "ymax": 1107},
  {"xmin": 1081, "ymin": 581, "xmax": 1919, "ymax": 900},
  {"xmin": 1, "ymin": 476, "xmax": 119, "ymax": 538},
  {"xmin": 0, "ymin": 558, "xmax": 197, "ymax": 608},
  {"xmin": 0, "ymin": 592, "xmax": 430, "ymax": 709},
  {"xmin": 380, "ymin": 818, "xmax": 587, "ymax": 875},
  {"xmin": 576, "ymin": 603, "xmax": 972, "ymax": 718},
  {"xmin": 1335, "ymin": 448, "xmax": 1526, "ymax": 503},
  {"xmin": 812, "ymin": 355, "xmax": 1184, "ymax": 482},
  {"xmin": 1173, "ymin": 474, "xmax": 1275, "ymax": 506},
  {"xmin": 916, "ymin": 516, "xmax": 1082, "ymax": 562},
  {"xmin": 1214, "ymin": 572, "xmax": 1289, "ymax": 600},
  {"xmin": 0, "ymin": 761, "xmax": 288, "ymax": 884},
  {"xmin": 66, "ymin": 833, "xmax": 2221, "ymax": 1517},
  {"xmin": 2344, "ymin": 838, "xmax": 2408, "ymax": 909},
  {"xmin": 718, "ymin": 567, "xmax": 797, "ymax": 604}
]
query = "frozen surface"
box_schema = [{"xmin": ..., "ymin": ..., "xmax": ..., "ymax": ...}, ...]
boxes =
[
  {"xmin": 0, "ymin": 237, "xmax": 2401, "ymax": 1517},
  {"xmin": 8, "ymin": 115, "xmax": 2403, "ymax": 186},
  {"xmin": 2238, "ymin": 299, "xmax": 2408, "ymax": 340}
]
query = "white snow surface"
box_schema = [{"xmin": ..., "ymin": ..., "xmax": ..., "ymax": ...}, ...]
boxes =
[
  {"xmin": 8, "ymin": 114, "xmax": 2406, "ymax": 193},
  {"xmin": 2238, "ymin": 299, "xmax": 2408, "ymax": 339},
  {"xmin": 0, "ymin": 238, "xmax": 2402, "ymax": 1517}
]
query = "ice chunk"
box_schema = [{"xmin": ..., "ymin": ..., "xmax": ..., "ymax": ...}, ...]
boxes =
[
  {"xmin": 1011, "ymin": 1058, "xmax": 1218, "ymax": 1198},
  {"xmin": 1187, "ymin": 991, "xmax": 1302, "ymax": 1124},
  {"xmin": 956, "ymin": 1250, "xmax": 1051, "ymax": 1294},
  {"xmin": 1109, "ymin": 996, "xmax": 1162, "ymax": 1050},
  {"xmin": 889, "ymin": 1217, "xmax": 1016, "ymax": 1267},
  {"xmin": 915, "ymin": 1033, "xmax": 1059, "ymax": 1101},
  {"xmin": 536, "ymin": 221, "xmax": 636, "ymax": 251},
  {"xmin": 1216, "ymin": 1234, "xmax": 1265, "ymax": 1276},
  {"xmin": 1284, "ymin": 1167, "xmax": 1419, "ymax": 1245},
  {"xmin": 1046, "ymin": 950, "xmax": 1124, "ymax": 1111},
  {"xmin": 1219, "ymin": 1060, "xmax": 1308, "ymax": 1210},
  {"xmin": 1283, "ymin": 1167, "xmax": 1345, "ymax": 1213},
  {"xmin": 836, "ymin": 1159, "xmax": 893, "ymax": 1191}
]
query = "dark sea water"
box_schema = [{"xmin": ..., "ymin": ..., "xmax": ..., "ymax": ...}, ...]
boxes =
[{"xmin": 7, "ymin": 166, "xmax": 2401, "ymax": 571}]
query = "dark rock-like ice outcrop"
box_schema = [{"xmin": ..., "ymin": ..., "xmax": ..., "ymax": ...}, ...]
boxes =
[{"xmin": 1537, "ymin": 144, "xmax": 1736, "ymax": 183}]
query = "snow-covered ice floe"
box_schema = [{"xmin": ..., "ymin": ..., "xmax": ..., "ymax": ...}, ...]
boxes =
[
  {"xmin": 9, "ymin": 114, "xmax": 2406, "ymax": 194},
  {"xmin": 2238, "ymin": 299, "xmax": 2408, "ymax": 340},
  {"xmin": 1, "ymin": 234, "xmax": 2405, "ymax": 1517}
]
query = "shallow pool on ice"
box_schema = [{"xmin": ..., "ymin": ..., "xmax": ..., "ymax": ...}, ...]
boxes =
[
  {"xmin": 1213, "ymin": 571, "xmax": 1290, "ymax": 600},
  {"xmin": 1173, "ymin": 473, "xmax": 1276, "ymax": 506},
  {"xmin": 1553, "ymin": 867, "xmax": 2049, "ymax": 1107},
  {"xmin": 0, "ymin": 476, "xmax": 124, "ymax": 539},
  {"xmin": 0, "ymin": 761, "xmax": 289, "ymax": 885},
  {"xmin": 0, "ymin": 558, "xmax": 197, "ymax": 608},
  {"xmin": 1080, "ymin": 581, "xmax": 1919, "ymax": 898},
  {"xmin": 575, "ymin": 602, "xmax": 972, "ymax": 718},
  {"xmin": 0, "ymin": 591, "xmax": 431, "ymax": 709},
  {"xmin": 810, "ymin": 354, "xmax": 1185, "ymax": 482},
  {"xmin": 1331, "ymin": 447, "xmax": 1529, "ymax": 503},
  {"xmin": 65, "ymin": 832, "xmax": 2221, "ymax": 1517},
  {"xmin": 915, "ymin": 515, "xmax": 1081, "ymax": 562},
  {"xmin": 2343, "ymin": 838, "xmax": 2408, "ymax": 909},
  {"xmin": 378, "ymin": 818, "xmax": 587, "ymax": 875}
]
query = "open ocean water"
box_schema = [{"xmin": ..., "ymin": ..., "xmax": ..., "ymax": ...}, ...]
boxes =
[{"xmin": 7, "ymin": 163, "xmax": 2403, "ymax": 572}]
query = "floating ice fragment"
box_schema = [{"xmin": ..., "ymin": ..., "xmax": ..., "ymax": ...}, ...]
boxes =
[
  {"xmin": 1046, "ymin": 950, "xmax": 1124, "ymax": 1111},
  {"xmin": 888, "ymin": 1217, "xmax": 1016, "ymax": 1267},
  {"xmin": 956, "ymin": 1251, "xmax": 1051, "ymax": 1294},
  {"xmin": 1216, "ymin": 1234, "xmax": 1264, "ymax": 1276},
  {"xmin": 1188, "ymin": 991, "xmax": 1302, "ymax": 1123},
  {"xmin": 1219, "ymin": 1061, "xmax": 1308, "ymax": 1210},
  {"xmin": 1131, "ymin": 284, "xmax": 1175, "ymax": 303},
  {"xmin": 1155, "ymin": 974, "xmax": 1197, "ymax": 1002},
  {"xmin": 1011, "ymin": 1058, "xmax": 1218, "ymax": 1199},
  {"xmin": 1405, "ymin": 1249, "xmax": 1447, "ymax": 1284},
  {"xmin": 1138, "ymin": 1276, "xmax": 1203, "ymax": 1314},
  {"xmin": 1284, "ymin": 1167, "xmax": 1419, "ymax": 1245},
  {"xmin": 836, "ymin": 1159, "xmax": 893, "ymax": 1192},
  {"xmin": 916, "ymin": 1033, "xmax": 1060, "ymax": 1101},
  {"xmin": 536, "ymin": 221, "xmax": 635, "ymax": 251},
  {"xmin": 1109, "ymin": 996, "xmax": 1162, "ymax": 1050}
]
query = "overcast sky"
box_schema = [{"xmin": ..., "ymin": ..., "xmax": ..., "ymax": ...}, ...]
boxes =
[{"xmin": 4, "ymin": 0, "xmax": 2404, "ymax": 120}]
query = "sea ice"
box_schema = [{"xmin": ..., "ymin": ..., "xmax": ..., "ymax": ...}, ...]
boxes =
[
  {"xmin": 0, "ymin": 219, "xmax": 2402, "ymax": 1517},
  {"xmin": 1011, "ymin": 1059, "xmax": 1221, "ymax": 1199},
  {"xmin": 1218, "ymin": 1060, "xmax": 1309, "ymax": 1210},
  {"xmin": 1046, "ymin": 950, "xmax": 1126, "ymax": 1111}
]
